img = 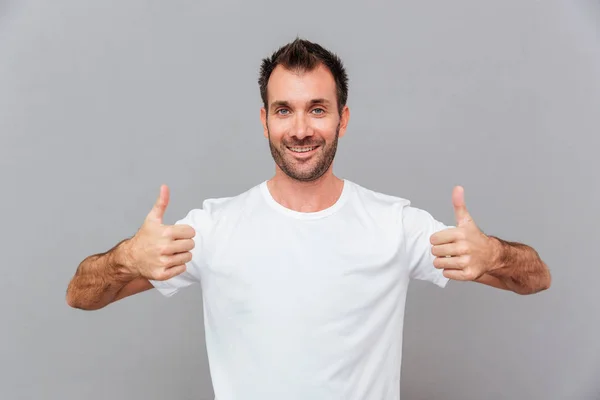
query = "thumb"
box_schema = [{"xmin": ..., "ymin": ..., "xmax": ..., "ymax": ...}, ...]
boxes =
[
  {"xmin": 452, "ymin": 185, "xmax": 472, "ymax": 227},
  {"xmin": 147, "ymin": 184, "xmax": 170, "ymax": 223}
]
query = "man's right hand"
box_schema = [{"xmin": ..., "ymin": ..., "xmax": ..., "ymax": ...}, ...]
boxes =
[{"xmin": 124, "ymin": 184, "xmax": 196, "ymax": 281}]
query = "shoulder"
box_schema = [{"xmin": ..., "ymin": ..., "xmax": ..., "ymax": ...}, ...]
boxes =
[
  {"xmin": 346, "ymin": 180, "xmax": 437, "ymax": 227},
  {"xmin": 346, "ymin": 179, "xmax": 411, "ymax": 215},
  {"xmin": 176, "ymin": 181, "xmax": 263, "ymax": 227},
  {"xmin": 348, "ymin": 180, "xmax": 411, "ymax": 206}
]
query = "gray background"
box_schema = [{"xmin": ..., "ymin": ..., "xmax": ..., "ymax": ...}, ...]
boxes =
[{"xmin": 1, "ymin": 0, "xmax": 598, "ymax": 399}]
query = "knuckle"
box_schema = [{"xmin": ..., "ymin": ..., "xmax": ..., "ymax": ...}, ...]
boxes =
[
  {"xmin": 162, "ymin": 227, "xmax": 172, "ymax": 238},
  {"xmin": 159, "ymin": 255, "xmax": 171, "ymax": 267},
  {"xmin": 465, "ymin": 269, "xmax": 477, "ymax": 281},
  {"xmin": 156, "ymin": 270, "xmax": 169, "ymax": 281},
  {"xmin": 157, "ymin": 244, "xmax": 170, "ymax": 255},
  {"xmin": 150, "ymin": 270, "xmax": 165, "ymax": 281}
]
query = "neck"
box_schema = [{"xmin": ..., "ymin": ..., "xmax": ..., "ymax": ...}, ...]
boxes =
[{"xmin": 267, "ymin": 169, "xmax": 344, "ymax": 213}]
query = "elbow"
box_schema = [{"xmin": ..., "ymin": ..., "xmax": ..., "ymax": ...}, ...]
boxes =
[
  {"xmin": 65, "ymin": 282, "xmax": 78, "ymax": 308},
  {"xmin": 66, "ymin": 296, "xmax": 105, "ymax": 311},
  {"xmin": 65, "ymin": 290, "xmax": 85, "ymax": 310},
  {"xmin": 65, "ymin": 281, "xmax": 84, "ymax": 309},
  {"xmin": 518, "ymin": 268, "xmax": 552, "ymax": 295},
  {"xmin": 540, "ymin": 269, "xmax": 552, "ymax": 292},
  {"xmin": 536, "ymin": 263, "xmax": 552, "ymax": 293},
  {"xmin": 65, "ymin": 287, "xmax": 105, "ymax": 311}
]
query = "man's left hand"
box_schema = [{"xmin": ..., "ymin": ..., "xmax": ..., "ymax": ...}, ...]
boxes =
[{"xmin": 429, "ymin": 186, "xmax": 499, "ymax": 281}]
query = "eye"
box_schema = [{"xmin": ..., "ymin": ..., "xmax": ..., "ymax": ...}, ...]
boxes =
[
  {"xmin": 311, "ymin": 108, "xmax": 325, "ymax": 115},
  {"xmin": 276, "ymin": 109, "xmax": 290, "ymax": 115}
]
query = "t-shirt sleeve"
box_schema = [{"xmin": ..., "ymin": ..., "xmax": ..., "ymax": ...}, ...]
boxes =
[
  {"xmin": 148, "ymin": 208, "xmax": 210, "ymax": 297},
  {"xmin": 402, "ymin": 205, "xmax": 453, "ymax": 288}
]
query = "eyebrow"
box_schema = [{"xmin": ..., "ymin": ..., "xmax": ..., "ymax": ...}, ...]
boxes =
[{"xmin": 269, "ymin": 98, "xmax": 331, "ymax": 110}]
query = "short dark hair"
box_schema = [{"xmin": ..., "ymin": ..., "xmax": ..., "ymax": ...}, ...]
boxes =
[{"xmin": 258, "ymin": 38, "xmax": 349, "ymax": 115}]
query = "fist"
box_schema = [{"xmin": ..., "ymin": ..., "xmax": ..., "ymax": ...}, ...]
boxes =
[
  {"xmin": 430, "ymin": 186, "xmax": 496, "ymax": 281},
  {"xmin": 126, "ymin": 185, "xmax": 196, "ymax": 281}
]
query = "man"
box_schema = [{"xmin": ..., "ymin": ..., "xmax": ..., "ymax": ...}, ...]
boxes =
[{"xmin": 66, "ymin": 38, "xmax": 551, "ymax": 399}]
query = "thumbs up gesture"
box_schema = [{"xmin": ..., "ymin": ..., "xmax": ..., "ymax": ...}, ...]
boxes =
[
  {"xmin": 124, "ymin": 185, "xmax": 196, "ymax": 281},
  {"xmin": 430, "ymin": 186, "xmax": 497, "ymax": 281}
]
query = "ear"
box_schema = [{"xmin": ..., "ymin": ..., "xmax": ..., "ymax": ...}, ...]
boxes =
[
  {"xmin": 338, "ymin": 105, "xmax": 350, "ymax": 138},
  {"xmin": 260, "ymin": 107, "xmax": 268, "ymax": 138}
]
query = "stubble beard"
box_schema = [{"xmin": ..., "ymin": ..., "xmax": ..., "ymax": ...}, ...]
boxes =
[{"xmin": 267, "ymin": 122, "xmax": 340, "ymax": 183}]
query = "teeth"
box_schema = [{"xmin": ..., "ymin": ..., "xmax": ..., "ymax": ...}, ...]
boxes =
[{"xmin": 289, "ymin": 146, "xmax": 317, "ymax": 153}]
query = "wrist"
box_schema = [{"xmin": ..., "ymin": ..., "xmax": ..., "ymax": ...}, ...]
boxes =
[
  {"xmin": 487, "ymin": 236, "xmax": 507, "ymax": 273},
  {"xmin": 109, "ymin": 239, "xmax": 139, "ymax": 279}
]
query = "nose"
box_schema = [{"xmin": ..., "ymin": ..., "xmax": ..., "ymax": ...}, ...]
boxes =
[{"xmin": 291, "ymin": 113, "xmax": 313, "ymax": 140}]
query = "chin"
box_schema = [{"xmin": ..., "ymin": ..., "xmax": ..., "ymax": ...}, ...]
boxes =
[{"xmin": 284, "ymin": 165, "xmax": 330, "ymax": 182}]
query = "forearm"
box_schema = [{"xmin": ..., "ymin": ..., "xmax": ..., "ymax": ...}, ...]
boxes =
[
  {"xmin": 485, "ymin": 236, "xmax": 551, "ymax": 295},
  {"xmin": 66, "ymin": 239, "xmax": 138, "ymax": 310}
]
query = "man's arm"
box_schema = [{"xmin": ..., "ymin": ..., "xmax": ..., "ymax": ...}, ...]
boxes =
[
  {"xmin": 66, "ymin": 238, "xmax": 153, "ymax": 310},
  {"xmin": 66, "ymin": 184, "xmax": 196, "ymax": 310},
  {"xmin": 430, "ymin": 186, "xmax": 551, "ymax": 296},
  {"xmin": 474, "ymin": 236, "xmax": 551, "ymax": 295}
]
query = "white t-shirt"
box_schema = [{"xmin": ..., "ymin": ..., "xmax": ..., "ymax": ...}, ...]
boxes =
[{"xmin": 150, "ymin": 179, "xmax": 450, "ymax": 400}]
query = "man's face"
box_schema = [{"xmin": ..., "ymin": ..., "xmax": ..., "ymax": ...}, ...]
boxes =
[{"xmin": 260, "ymin": 64, "xmax": 349, "ymax": 182}]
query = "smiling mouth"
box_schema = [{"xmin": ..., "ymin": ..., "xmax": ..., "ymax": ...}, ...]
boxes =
[{"xmin": 287, "ymin": 146, "xmax": 319, "ymax": 153}]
